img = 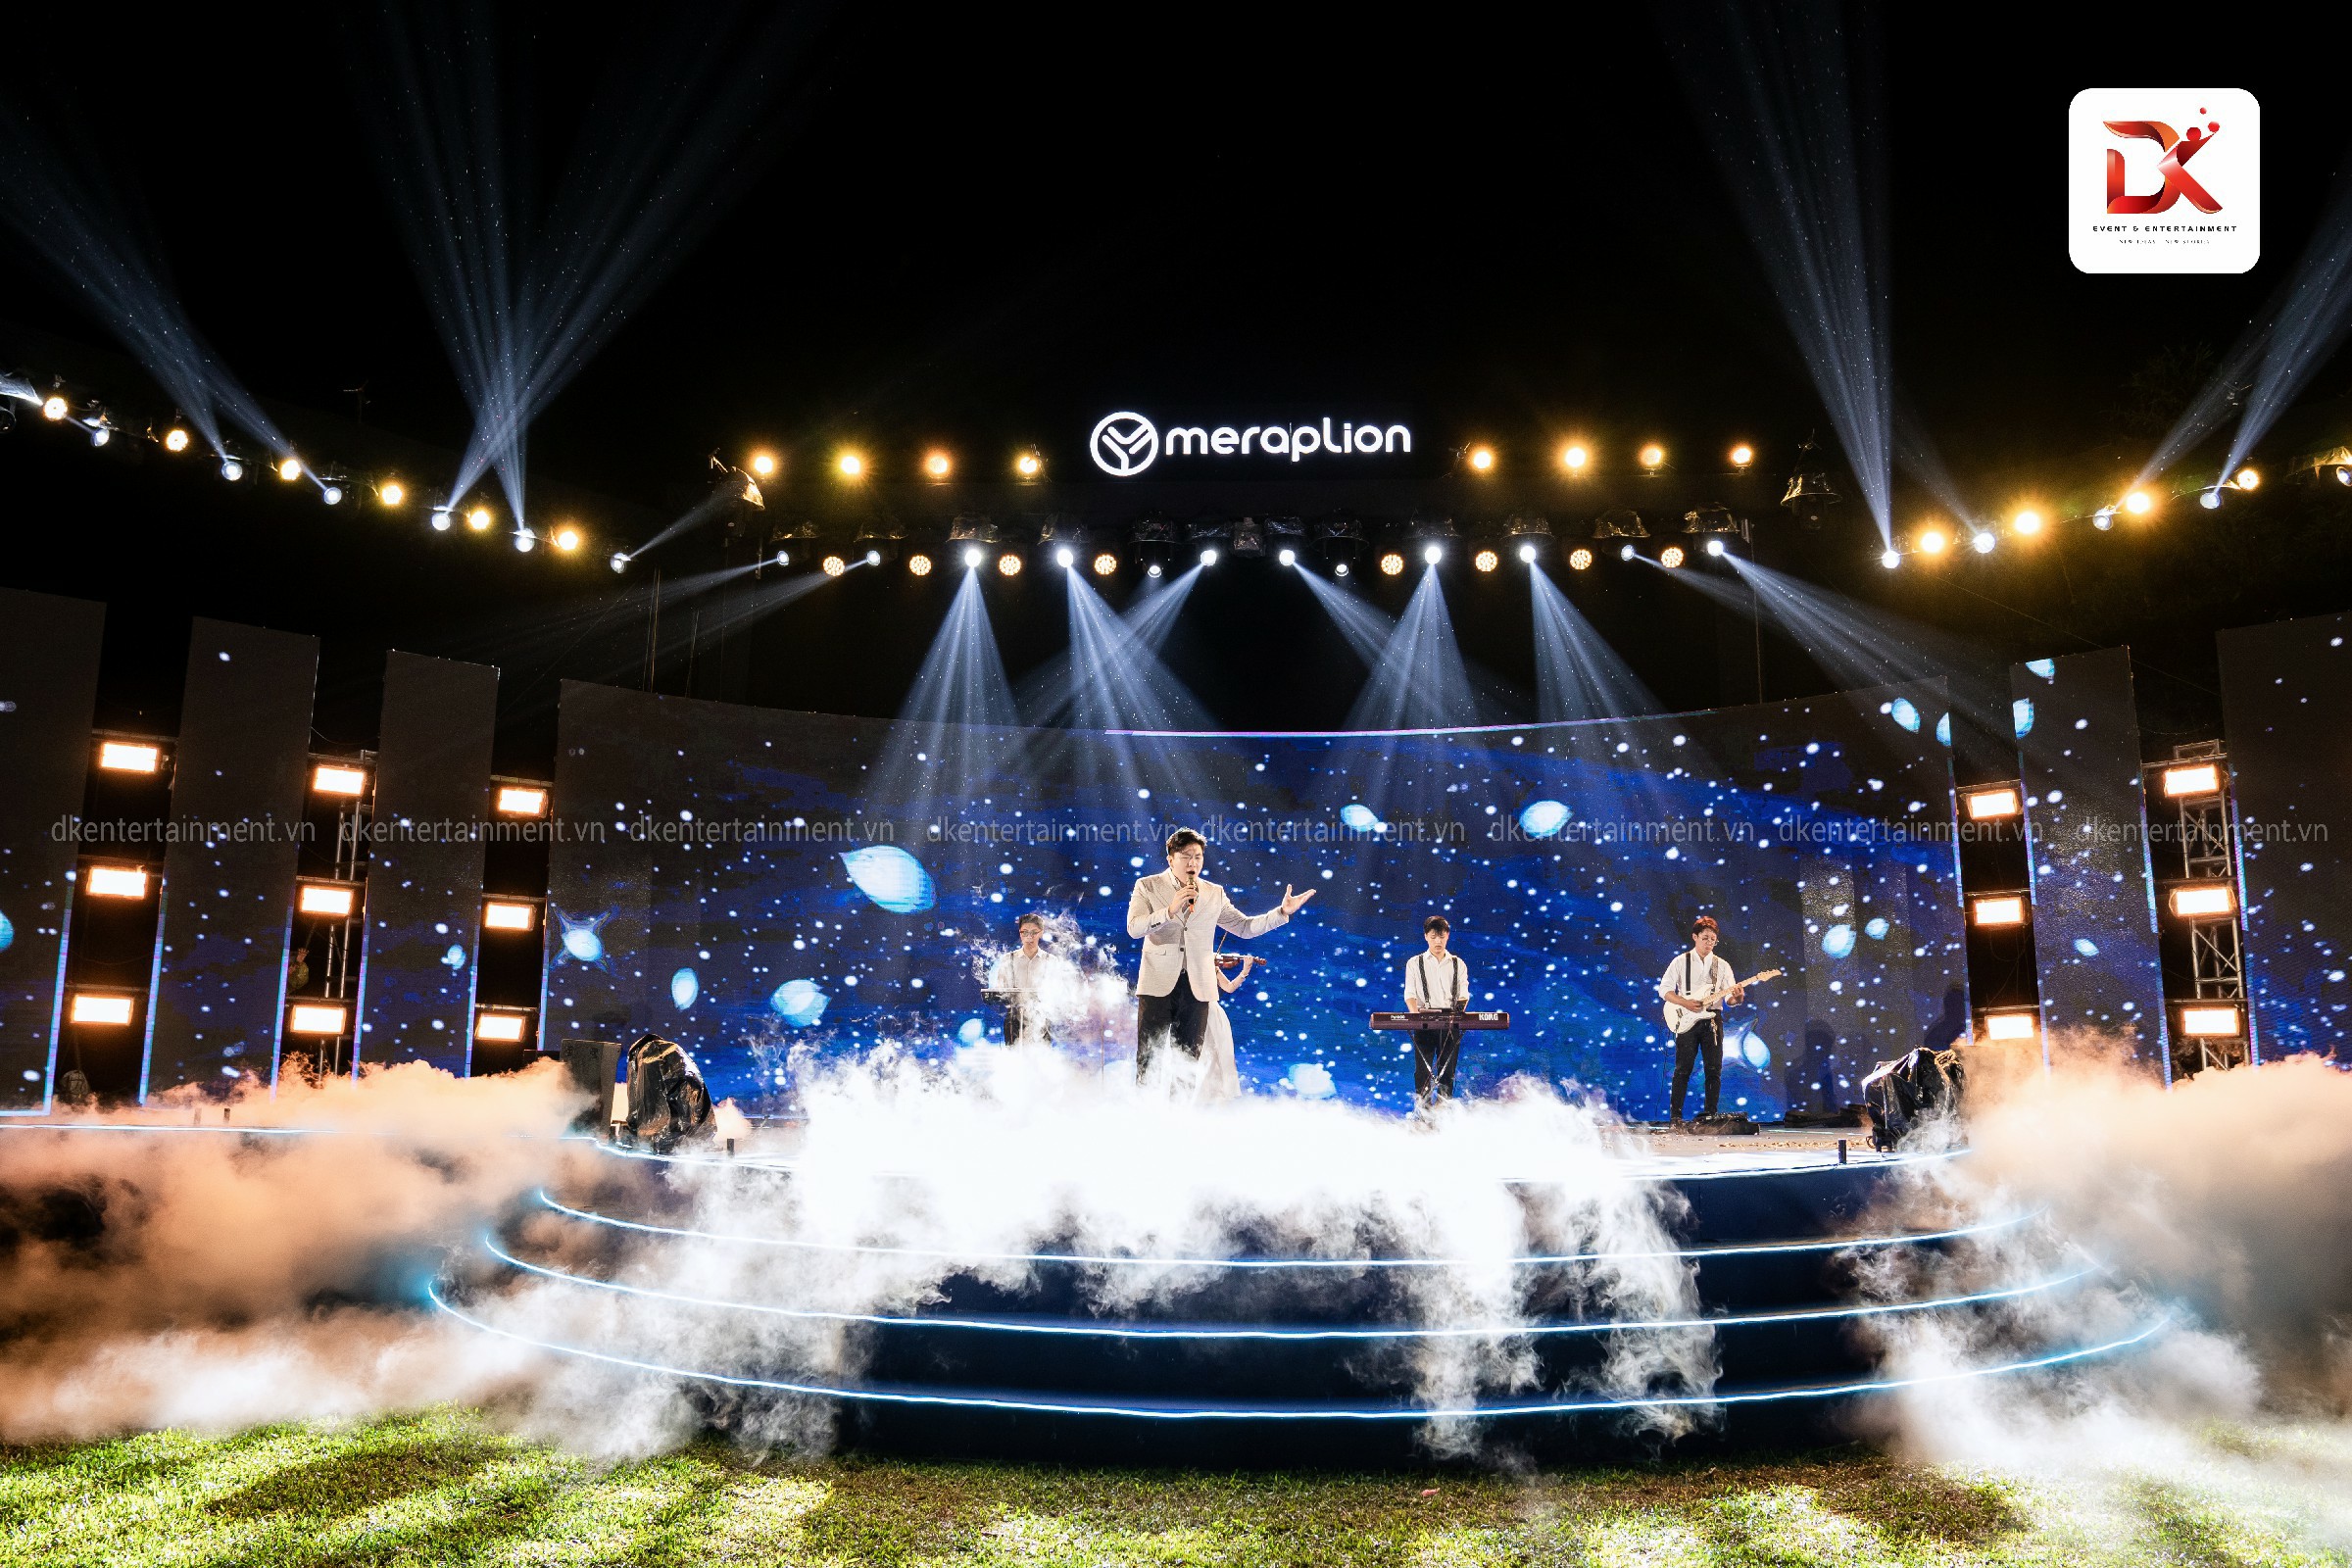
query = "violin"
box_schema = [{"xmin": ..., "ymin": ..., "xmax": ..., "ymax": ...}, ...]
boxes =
[{"xmin": 1214, "ymin": 952, "xmax": 1268, "ymax": 969}]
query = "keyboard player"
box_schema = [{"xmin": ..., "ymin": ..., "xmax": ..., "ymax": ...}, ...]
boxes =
[{"xmin": 1403, "ymin": 915, "xmax": 1470, "ymax": 1110}]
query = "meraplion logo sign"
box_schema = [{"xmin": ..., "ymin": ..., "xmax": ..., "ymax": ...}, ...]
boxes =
[{"xmin": 1089, "ymin": 411, "xmax": 1412, "ymax": 476}]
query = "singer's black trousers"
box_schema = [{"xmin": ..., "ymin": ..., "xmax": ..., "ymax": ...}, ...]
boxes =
[
  {"xmin": 1668, "ymin": 1017, "xmax": 1724, "ymax": 1120},
  {"xmin": 1412, "ymin": 1024, "xmax": 1462, "ymax": 1106},
  {"xmin": 1135, "ymin": 976, "xmax": 1210, "ymax": 1079}
]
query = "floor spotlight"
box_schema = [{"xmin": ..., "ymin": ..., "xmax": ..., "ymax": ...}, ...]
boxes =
[
  {"xmin": 162, "ymin": 425, "xmax": 191, "ymax": 453},
  {"xmin": 1422, "ymin": 543, "xmax": 1443, "ymax": 565},
  {"xmin": 998, "ymin": 552, "xmax": 1022, "ymax": 576},
  {"xmin": 1473, "ymin": 548, "xmax": 1498, "ymax": 572},
  {"xmin": 2012, "ymin": 508, "xmax": 2042, "ymax": 535},
  {"xmin": 907, "ymin": 552, "xmax": 934, "ymax": 576},
  {"xmin": 1378, "ymin": 552, "xmax": 1405, "ymax": 576},
  {"xmin": 1278, "ymin": 547, "xmax": 1298, "ymax": 566},
  {"xmin": 1881, "ymin": 548, "xmax": 1901, "ymax": 568},
  {"xmin": 220, "ymin": 457, "xmax": 244, "ymax": 482},
  {"xmin": 1560, "ymin": 442, "xmax": 1591, "ymax": 473},
  {"xmin": 1971, "ymin": 530, "xmax": 1995, "ymax": 553},
  {"xmin": 1659, "ymin": 545, "xmax": 1686, "ymax": 568},
  {"xmin": 1705, "ymin": 537, "xmax": 1726, "ymax": 558},
  {"xmin": 276, "ymin": 456, "xmax": 303, "ymax": 482},
  {"xmin": 822, "ymin": 555, "xmax": 848, "ymax": 576},
  {"xmin": 514, "ymin": 530, "xmax": 536, "ymax": 553},
  {"xmin": 378, "ymin": 479, "xmax": 406, "ymax": 507},
  {"xmin": 1517, "ymin": 542, "xmax": 1538, "ymax": 564},
  {"xmin": 609, "ymin": 553, "xmax": 629, "ymax": 573},
  {"xmin": 1568, "ymin": 547, "xmax": 1593, "ymax": 570},
  {"xmin": 1918, "ymin": 527, "xmax": 1947, "ymax": 555},
  {"xmin": 2123, "ymin": 489, "xmax": 2154, "ymax": 515},
  {"xmin": 1092, "ymin": 551, "xmax": 1118, "ymax": 576},
  {"xmin": 466, "ymin": 505, "xmax": 494, "ymax": 531},
  {"xmin": 1054, "ymin": 546, "xmax": 1075, "ymax": 569},
  {"xmin": 40, "ymin": 394, "xmax": 69, "ymax": 421},
  {"xmin": 749, "ymin": 451, "xmax": 778, "ymax": 478},
  {"xmin": 962, "ymin": 545, "xmax": 985, "ymax": 569},
  {"xmin": 1200, "ymin": 547, "xmax": 1219, "ymax": 567}
]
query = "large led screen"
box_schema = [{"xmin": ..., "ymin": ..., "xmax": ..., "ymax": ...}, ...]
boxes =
[{"xmin": 544, "ymin": 678, "xmax": 1967, "ymax": 1117}]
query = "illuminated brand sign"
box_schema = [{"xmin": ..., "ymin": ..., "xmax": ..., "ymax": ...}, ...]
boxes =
[
  {"xmin": 1088, "ymin": 411, "xmax": 1411, "ymax": 476},
  {"xmin": 2069, "ymin": 89, "xmax": 2258, "ymax": 274}
]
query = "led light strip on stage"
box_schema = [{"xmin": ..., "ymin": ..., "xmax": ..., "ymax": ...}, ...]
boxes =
[
  {"xmin": 533, "ymin": 1189, "xmax": 2039, "ymax": 1268},
  {"xmin": 479, "ymin": 1231, "xmax": 2091, "ymax": 1339},
  {"xmin": 424, "ymin": 1280, "xmax": 2171, "ymax": 1421}
]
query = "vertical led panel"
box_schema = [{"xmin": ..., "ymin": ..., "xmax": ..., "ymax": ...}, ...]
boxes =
[
  {"xmin": 542, "ymin": 679, "xmax": 656, "ymax": 1051},
  {"xmin": 2011, "ymin": 649, "xmax": 2167, "ymax": 1071},
  {"xmin": 358, "ymin": 651, "xmax": 499, "ymax": 1071},
  {"xmin": 2219, "ymin": 611, "xmax": 2352, "ymax": 1062},
  {"xmin": 0, "ymin": 588, "xmax": 106, "ymax": 1111},
  {"xmin": 145, "ymin": 619, "xmax": 318, "ymax": 1095}
]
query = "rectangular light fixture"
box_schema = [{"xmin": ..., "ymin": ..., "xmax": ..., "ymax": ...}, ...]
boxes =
[
  {"xmin": 2161, "ymin": 762, "xmax": 2222, "ymax": 797},
  {"xmin": 1982, "ymin": 1010, "xmax": 2039, "ymax": 1041},
  {"xmin": 1963, "ymin": 787, "xmax": 2022, "ymax": 820},
  {"xmin": 494, "ymin": 785, "xmax": 549, "ymax": 816},
  {"xmin": 287, "ymin": 1002, "xmax": 348, "ymax": 1036},
  {"xmin": 98, "ymin": 740, "xmax": 162, "ymax": 773},
  {"xmin": 1971, "ymin": 895, "xmax": 2028, "ymax": 927},
  {"xmin": 298, "ymin": 883, "xmax": 358, "ymax": 917},
  {"xmin": 311, "ymin": 763, "xmax": 369, "ymax": 797},
  {"xmin": 475, "ymin": 1009, "xmax": 528, "ymax": 1043},
  {"xmin": 2180, "ymin": 1004, "xmax": 2242, "ymax": 1038},
  {"xmin": 85, "ymin": 864, "xmax": 150, "ymax": 899},
  {"xmin": 70, "ymin": 993, "xmax": 135, "ymax": 1025},
  {"xmin": 2169, "ymin": 883, "xmax": 2236, "ymax": 918},
  {"xmin": 482, "ymin": 900, "xmax": 537, "ymax": 932}
]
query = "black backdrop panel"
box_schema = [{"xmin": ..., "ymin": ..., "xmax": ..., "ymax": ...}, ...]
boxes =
[
  {"xmin": 2220, "ymin": 612, "xmax": 2352, "ymax": 1062},
  {"xmin": 359, "ymin": 651, "xmax": 498, "ymax": 1071},
  {"xmin": 2012, "ymin": 649, "xmax": 2167, "ymax": 1070},
  {"xmin": 0, "ymin": 588, "xmax": 106, "ymax": 1112},
  {"xmin": 145, "ymin": 619, "xmax": 318, "ymax": 1097}
]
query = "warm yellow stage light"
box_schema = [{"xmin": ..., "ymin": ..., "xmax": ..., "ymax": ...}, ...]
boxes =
[
  {"xmin": 475, "ymin": 1010, "xmax": 528, "ymax": 1043},
  {"xmin": 1964, "ymin": 786, "xmax": 2022, "ymax": 820},
  {"xmin": 821, "ymin": 555, "xmax": 847, "ymax": 576},
  {"xmin": 1015, "ymin": 452, "xmax": 1043, "ymax": 477},
  {"xmin": 1639, "ymin": 443, "xmax": 1665, "ymax": 468},
  {"xmin": 1982, "ymin": 1010, "xmax": 2039, "ymax": 1042},
  {"xmin": 162, "ymin": 426, "xmax": 191, "ymax": 453},
  {"xmin": 1473, "ymin": 549, "xmax": 1499, "ymax": 572},
  {"xmin": 907, "ymin": 553, "xmax": 934, "ymax": 576},
  {"xmin": 2161, "ymin": 761, "xmax": 2222, "ymax": 797},
  {"xmin": 311, "ymin": 763, "xmax": 368, "ymax": 798},
  {"xmin": 2124, "ymin": 489, "xmax": 2154, "ymax": 515},
  {"xmin": 299, "ymin": 883, "xmax": 357, "ymax": 917},
  {"xmin": 924, "ymin": 450, "xmax": 952, "ymax": 479},
  {"xmin": 1568, "ymin": 547, "xmax": 1593, "ymax": 571},
  {"xmin": 2011, "ymin": 508, "xmax": 2042, "ymax": 535},
  {"xmin": 1658, "ymin": 545, "xmax": 1686, "ymax": 568},
  {"xmin": 2180, "ymin": 1004, "xmax": 2242, "ymax": 1037},
  {"xmin": 466, "ymin": 505, "xmax": 494, "ymax": 531},
  {"xmin": 2234, "ymin": 466, "xmax": 2260, "ymax": 490},
  {"xmin": 2170, "ymin": 883, "xmax": 2236, "ymax": 918},
  {"xmin": 748, "ymin": 451, "xmax": 778, "ymax": 478},
  {"xmin": 836, "ymin": 451, "xmax": 864, "ymax": 479},
  {"xmin": 997, "ymin": 553, "xmax": 1022, "ymax": 576},
  {"xmin": 553, "ymin": 525, "xmax": 581, "ymax": 552},
  {"xmin": 86, "ymin": 865, "xmax": 150, "ymax": 899},
  {"xmin": 71, "ymin": 993, "xmax": 134, "ymax": 1025},
  {"xmin": 1093, "ymin": 552, "xmax": 1118, "ymax": 576},
  {"xmin": 1729, "ymin": 443, "xmax": 1754, "ymax": 467},
  {"xmin": 99, "ymin": 740, "xmax": 161, "ymax": 773},
  {"xmin": 378, "ymin": 479, "xmax": 406, "ymax": 507},
  {"xmin": 1378, "ymin": 552, "xmax": 1405, "ymax": 576},
  {"xmin": 1918, "ymin": 527, "xmax": 1947, "ymax": 555},
  {"xmin": 494, "ymin": 785, "xmax": 548, "ymax": 816},
  {"xmin": 287, "ymin": 1003, "xmax": 348, "ymax": 1036},
  {"xmin": 483, "ymin": 901, "xmax": 538, "ymax": 932},
  {"xmin": 1560, "ymin": 443, "xmax": 1591, "ymax": 472},
  {"xmin": 1467, "ymin": 445, "xmax": 1495, "ymax": 472},
  {"xmin": 41, "ymin": 394, "xmax": 70, "ymax": 421},
  {"xmin": 1971, "ymin": 895, "xmax": 2028, "ymax": 927},
  {"xmin": 276, "ymin": 456, "xmax": 304, "ymax": 482}
]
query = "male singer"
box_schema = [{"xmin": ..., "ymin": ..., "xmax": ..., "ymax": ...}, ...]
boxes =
[
  {"xmin": 1657, "ymin": 914, "xmax": 1742, "ymax": 1126},
  {"xmin": 1126, "ymin": 827, "xmax": 1314, "ymax": 1079},
  {"xmin": 1403, "ymin": 914, "xmax": 1470, "ymax": 1109}
]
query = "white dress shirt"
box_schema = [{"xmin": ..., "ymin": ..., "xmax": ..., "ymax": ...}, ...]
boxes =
[
  {"xmin": 1402, "ymin": 951, "xmax": 1469, "ymax": 1011},
  {"xmin": 1657, "ymin": 950, "xmax": 1737, "ymax": 1021}
]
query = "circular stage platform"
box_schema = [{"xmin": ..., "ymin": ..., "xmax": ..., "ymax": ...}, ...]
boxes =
[{"xmin": 438, "ymin": 1127, "xmax": 2159, "ymax": 1465}]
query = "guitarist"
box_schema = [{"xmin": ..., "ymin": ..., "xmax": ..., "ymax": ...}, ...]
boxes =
[{"xmin": 1657, "ymin": 915, "xmax": 1741, "ymax": 1128}]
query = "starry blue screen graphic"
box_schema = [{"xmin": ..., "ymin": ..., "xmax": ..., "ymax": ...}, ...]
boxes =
[{"xmin": 541, "ymin": 679, "xmax": 1967, "ymax": 1116}]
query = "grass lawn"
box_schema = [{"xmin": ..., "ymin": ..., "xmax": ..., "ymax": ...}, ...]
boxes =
[{"xmin": 4, "ymin": 1406, "xmax": 2345, "ymax": 1566}]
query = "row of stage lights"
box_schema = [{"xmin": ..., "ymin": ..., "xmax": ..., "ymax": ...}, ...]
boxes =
[
  {"xmin": 742, "ymin": 442, "xmax": 1754, "ymax": 485},
  {"xmin": 1877, "ymin": 467, "xmax": 2274, "ymax": 569},
  {"xmin": 768, "ymin": 535, "xmax": 1739, "ymax": 583}
]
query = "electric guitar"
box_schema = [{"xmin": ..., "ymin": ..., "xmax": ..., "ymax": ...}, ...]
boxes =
[{"xmin": 1661, "ymin": 968, "xmax": 1783, "ymax": 1033}]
